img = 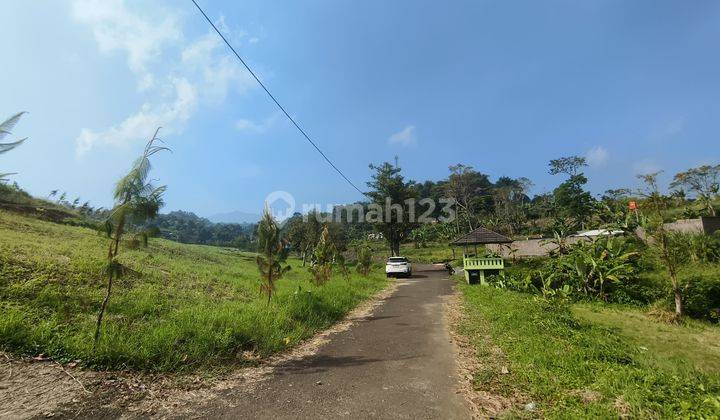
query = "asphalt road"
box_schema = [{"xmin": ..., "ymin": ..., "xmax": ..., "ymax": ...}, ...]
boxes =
[{"xmin": 203, "ymin": 264, "xmax": 469, "ymax": 419}]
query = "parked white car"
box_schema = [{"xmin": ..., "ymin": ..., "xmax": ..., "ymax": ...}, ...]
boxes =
[{"xmin": 385, "ymin": 256, "xmax": 412, "ymax": 278}]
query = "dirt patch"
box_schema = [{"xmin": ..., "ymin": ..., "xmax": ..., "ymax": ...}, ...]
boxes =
[
  {"xmin": 0, "ymin": 353, "xmax": 95, "ymax": 419},
  {"xmin": 23, "ymin": 281, "xmax": 400, "ymax": 418},
  {"xmin": 0, "ymin": 202, "xmax": 74, "ymax": 223},
  {"xmin": 444, "ymin": 291, "xmax": 526, "ymax": 418}
]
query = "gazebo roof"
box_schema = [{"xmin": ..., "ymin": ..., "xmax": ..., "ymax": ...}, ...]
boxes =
[{"xmin": 451, "ymin": 226, "xmax": 513, "ymax": 246}]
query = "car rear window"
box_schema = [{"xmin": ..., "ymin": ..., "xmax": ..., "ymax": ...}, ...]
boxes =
[{"xmin": 388, "ymin": 257, "xmax": 408, "ymax": 262}]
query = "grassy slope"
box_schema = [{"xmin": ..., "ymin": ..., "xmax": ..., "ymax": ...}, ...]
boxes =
[
  {"xmin": 0, "ymin": 211, "xmax": 387, "ymax": 372},
  {"xmin": 573, "ymin": 304, "xmax": 720, "ymax": 373},
  {"xmin": 370, "ymin": 242, "xmax": 460, "ymax": 265},
  {"xmin": 400, "ymin": 243, "xmax": 461, "ymax": 265},
  {"xmin": 457, "ymin": 282, "xmax": 720, "ymax": 418}
]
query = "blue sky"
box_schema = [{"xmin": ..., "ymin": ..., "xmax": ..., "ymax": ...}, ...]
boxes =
[{"xmin": 2, "ymin": 0, "xmax": 719, "ymax": 218}]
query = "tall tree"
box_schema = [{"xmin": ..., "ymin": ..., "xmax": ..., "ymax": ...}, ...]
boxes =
[
  {"xmin": 366, "ymin": 161, "xmax": 417, "ymax": 256},
  {"xmin": 549, "ymin": 156, "xmax": 587, "ymax": 177},
  {"xmin": 493, "ymin": 176, "xmax": 533, "ymax": 235},
  {"xmin": 445, "ymin": 164, "xmax": 493, "ymax": 231},
  {"xmin": 95, "ymin": 128, "xmax": 169, "ymax": 347},
  {"xmin": 670, "ymin": 164, "xmax": 720, "ymax": 216},
  {"xmin": 255, "ymin": 206, "xmax": 291, "ymax": 303},
  {"xmin": 549, "ymin": 155, "xmax": 594, "ymax": 230},
  {"xmin": 284, "ymin": 211, "xmax": 323, "ymax": 266}
]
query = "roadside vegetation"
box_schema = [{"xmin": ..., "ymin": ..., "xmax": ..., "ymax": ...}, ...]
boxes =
[
  {"xmin": 445, "ymin": 155, "xmax": 720, "ymax": 416},
  {"xmin": 457, "ymin": 284, "xmax": 720, "ymax": 418},
  {"xmin": 2, "ymin": 106, "xmax": 720, "ymax": 419},
  {"xmin": 0, "ymin": 210, "xmax": 386, "ymax": 371},
  {"xmin": 455, "ymin": 225, "xmax": 720, "ymax": 416}
]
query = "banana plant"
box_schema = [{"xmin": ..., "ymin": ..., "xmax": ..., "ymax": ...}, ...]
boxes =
[{"xmin": 562, "ymin": 237, "xmax": 637, "ymax": 298}]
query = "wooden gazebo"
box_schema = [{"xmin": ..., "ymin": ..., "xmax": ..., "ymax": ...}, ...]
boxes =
[{"xmin": 451, "ymin": 227, "xmax": 513, "ymax": 284}]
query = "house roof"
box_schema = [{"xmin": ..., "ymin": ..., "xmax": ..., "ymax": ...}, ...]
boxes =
[
  {"xmin": 450, "ymin": 227, "xmax": 513, "ymax": 245},
  {"xmin": 570, "ymin": 229, "xmax": 624, "ymax": 238}
]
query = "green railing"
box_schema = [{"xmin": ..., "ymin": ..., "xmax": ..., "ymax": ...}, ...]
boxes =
[{"xmin": 463, "ymin": 256, "xmax": 504, "ymax": 271}]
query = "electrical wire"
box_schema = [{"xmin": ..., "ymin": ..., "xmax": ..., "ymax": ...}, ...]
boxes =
[{"xmin": 190, "ymin": 0, "xmax": 365, "ymax": 195}]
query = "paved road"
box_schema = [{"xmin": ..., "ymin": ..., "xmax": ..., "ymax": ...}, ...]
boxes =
[{"xmin": 203, "ymin": 264, "xmax": 469, "ymax": 419}]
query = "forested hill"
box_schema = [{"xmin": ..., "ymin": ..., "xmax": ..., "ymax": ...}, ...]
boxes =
[{"xmin": 148, "ymin": 210, "xmax": 256, "ymax": 250}]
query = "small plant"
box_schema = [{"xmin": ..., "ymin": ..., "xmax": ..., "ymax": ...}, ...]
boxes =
[
  {"xmin": 486, "ymin": 271, "xmax": 536, "ymax": 293},
  {"xmin": 256, "ymin": 206, "xmax": 290, "ymax": 302},
  {"xmin": 561, "ymin": 237, "xmax": 638, "ymax": 298},
  {"xmin": 94, "ymin": 128, "xmax": 169, "ymax": 347},
  {"xmin": 309, "ymin": 226, "xmax": 336, "ymax": 285},
  {"xmin": 539, "ymin": 270, "xmax": 571, "ymax": 301},
  {"xmin": 355, "ymin": 244, "xmax": 373, "ymax": 276},
  {"xmin": 335, "ymin": 254, "xmax": 351, "ymax": 280},
  {"xmin": 542, "ymin": 229, "xmax": 571, "ymax": 256}
]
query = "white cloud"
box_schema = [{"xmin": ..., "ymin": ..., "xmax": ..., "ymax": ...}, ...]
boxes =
[
  {"xmin": 181, "ymin": 32, "xmax": 256, "ymax": 103},
  {"xmin": 388, "ymin": 125, "xmax": 416, "ymax": 147},
  {"xmin": 586, "ymin": 146, "xmax": 609, "ymax": 168},
  {"xmin": 661, "ymin": 118, "xmax": 685, "ymax": 138},
  {"xmin": 633, "ymin": 158, "xmax": 662, "ymax": 175},
  {"xmin": 71, "ymin": 0, "xmax": 180, "ymax": 91},
  {"xmin": 76, "ymin": 78, "xmax": 197, "ymax": 156},
  {"xmin": 71, "ymin": 0, "xmax": 262, "ymax": 155},
  {"xmin": 235, "ymin": 114, "xmax": 282, "ymax": 134}
]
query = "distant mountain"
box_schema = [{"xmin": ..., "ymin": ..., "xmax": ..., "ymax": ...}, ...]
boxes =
[{"xmin": 208, "ymin": 210, "xmax": 261, "ymax": 225}]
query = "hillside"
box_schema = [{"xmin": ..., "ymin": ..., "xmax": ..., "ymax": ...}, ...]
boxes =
[{"xmin": 0, "ymin": 210, "xmax": 387, "ymax": 372}]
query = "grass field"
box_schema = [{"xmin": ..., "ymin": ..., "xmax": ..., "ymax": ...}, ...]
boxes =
[
  {"xmin": 0, "ymin": 210, "xmax": 388, "ymax": 372},
  {"xmin": 370, "ymin": 242, "xmax": 461, "ymax": 265},
  {"xmin": 573, "ymin": 304, "xmax": 720, "ymax": 374},
  {"xmin": 456, "ymin": 282, "xmax": 720, "ymax": 418}
]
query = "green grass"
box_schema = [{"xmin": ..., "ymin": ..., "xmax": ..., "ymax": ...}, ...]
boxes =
[
  {"xmin": 456, "ymin": 282, "xmax": 720, "ymax": 418},
  {"xmin": 573, "ymin": 303, "xmax": 720, "ymax": 374},
  {"xmin": 400, "ymin": 243, "xmax": 461, "ymax": 264},
  {"xmin": 0, "ymin": 210, "xmax": 388, "ymax": 372}
]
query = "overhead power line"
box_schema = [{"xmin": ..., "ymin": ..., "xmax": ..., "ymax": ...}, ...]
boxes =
[{"xmin": 190, "ymin": 0, "xmax": 365, "ymax": 196}]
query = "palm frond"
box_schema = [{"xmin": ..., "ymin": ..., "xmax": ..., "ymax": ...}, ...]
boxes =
[
  {"xmin": 143, "ymin": 127, "xmax": 172, "ymax": 157},
  {"xmin": 0, "ymin": 172, "xmax": 17, "ymax": 182},
  {"xmin": 0, "ymin": 112, "xmax": 27, "ymax": 141},
  {"xmin": 0, "ymin": 138, "xmax": 27, "ymax": 154}
]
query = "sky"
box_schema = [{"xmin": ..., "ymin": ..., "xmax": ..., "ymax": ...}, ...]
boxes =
[{"xmin": 2, "ymin": 0, "xmax": 719, "ymax": 219}]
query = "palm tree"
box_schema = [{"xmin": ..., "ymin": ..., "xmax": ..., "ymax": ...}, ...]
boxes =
[
  {"xmin": 94, "ymin": 128, "xmax": 170, "ymax": 347},
  {"xmin": 0, "ymin": 112, "xmax": 28, "ymax": 181}
]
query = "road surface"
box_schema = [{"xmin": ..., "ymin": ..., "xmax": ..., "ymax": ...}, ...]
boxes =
[{"xmin": 201, "ymin": 264, "xmax": 469, "ymax": 419}]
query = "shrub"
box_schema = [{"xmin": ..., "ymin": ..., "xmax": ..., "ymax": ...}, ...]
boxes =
[
  {"xmin": 308, "ymin": 226, "xmax": 336, "ymax": 285},
  {"xmin": 355, "ymin": 245, "xmax": 373, "ymax": 276},
  {"xmin": 682, "ymin": 275, "xmax": 720, "ymax": 322},
  {"xmin": 604, "ymin": 274, "xmax": 668, "ymax": 305},
  {"xmin": 542, "ymin": 236, "xmax": 639, "ymax": 300},
  {"xmin": 485, "ymin": 271, "xmax": 537, "ymax": 293}
]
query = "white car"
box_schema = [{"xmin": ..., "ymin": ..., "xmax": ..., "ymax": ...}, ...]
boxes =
[{"xmin": 385, "ymin": 256, "xmax": 412, "ymax": 278}]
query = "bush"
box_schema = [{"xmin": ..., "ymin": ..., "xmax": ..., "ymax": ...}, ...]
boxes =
[
  {"xmin": 682, "ymin": 275, "xmax": 720, "ymax": 322},
  {"xmin": 605, "ymin": 274, "xmax": 668, "ymax": 305},
  {"xmin": 0, "ymin": 182, "xmax": 33, "ymax": 204}
]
